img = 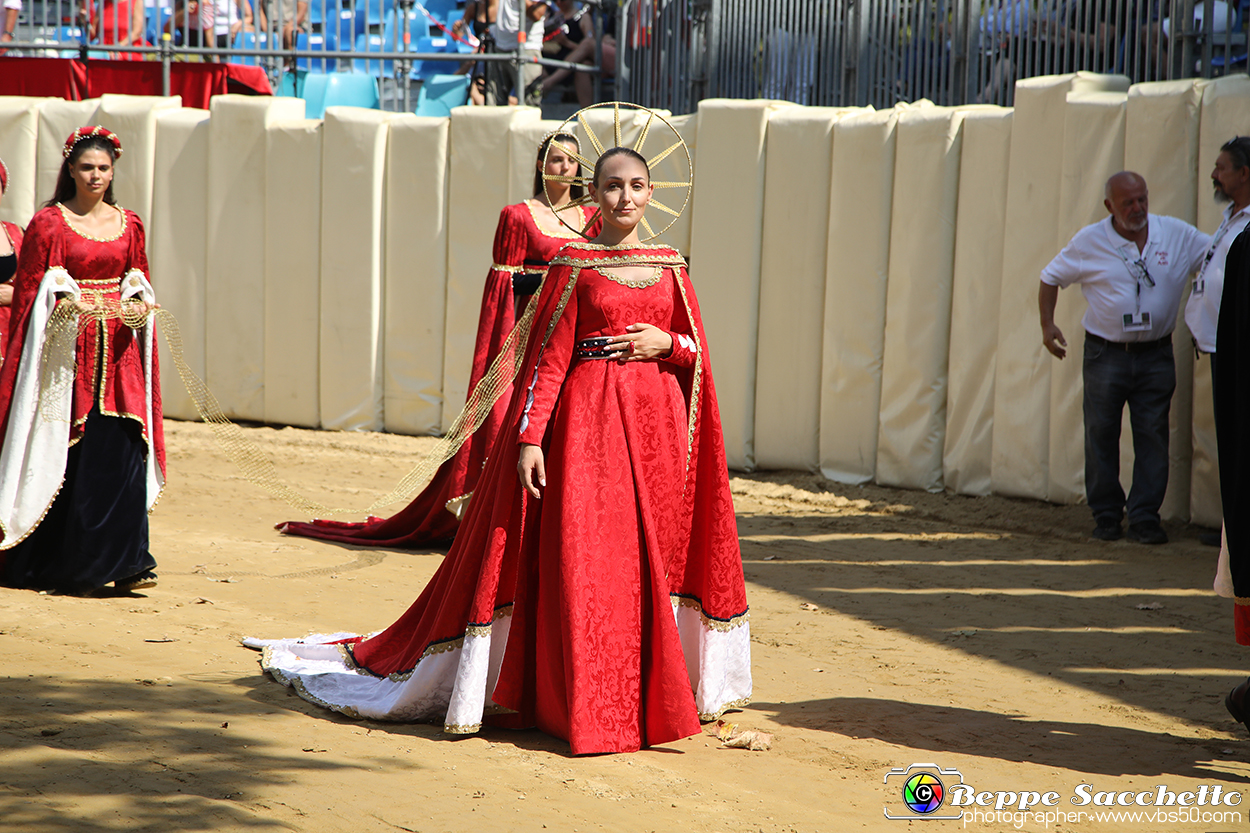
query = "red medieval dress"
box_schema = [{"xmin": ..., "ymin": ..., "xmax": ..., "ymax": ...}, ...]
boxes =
[
  {"xmin": 0, "ymin": 204, "xmax": 165, "ymax": 593},
  {"xmin": 0, "ymin": 220, "xmax": 24, "ymax": 366},
  {"xmin": 254, "ymin": 241, "xmax": 751, "ymax": 755},
  {"xmin": 279, "ymin": 199, "xmax": 599, "ymax": 548}
]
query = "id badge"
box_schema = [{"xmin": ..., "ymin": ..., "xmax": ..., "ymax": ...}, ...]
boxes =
[
  {"xmin": 1122, "ymin": 311, "xmax": 1151, "ymax": 333},
  {"xmin": 1192, "ymin": 277, "xmax": 1205, "ymax": 297}
]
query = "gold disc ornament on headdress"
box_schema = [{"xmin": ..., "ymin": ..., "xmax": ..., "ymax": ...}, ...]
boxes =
[{"xmin": 542, "ymin": 102, "xmax": 693, "ymax": 242}]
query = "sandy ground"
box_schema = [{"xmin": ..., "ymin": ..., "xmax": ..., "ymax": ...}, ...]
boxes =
[{"xmin": 3, "ymin": 420, "xmax": 1250, "ymax": 833}]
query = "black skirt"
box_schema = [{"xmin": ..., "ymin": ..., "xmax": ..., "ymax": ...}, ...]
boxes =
[{"xmin": 2, "ymin": 407, "xmax": 156, "ymax": 594}]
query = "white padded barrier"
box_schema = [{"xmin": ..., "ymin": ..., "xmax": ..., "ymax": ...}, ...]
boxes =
[
  {"xmin": 755, "ymin": 106, "xmax": 861, "ymax": 471},
  {"xmin": 991, "ymin": 73, "xmax": 1128, "ymax": 501},
  {"xmin": 0, "ymin": 96, "xmax": 50, "ymax": 226},
  {"xmin": 264, "ymin": 119, "xmax": 322, "ymax": 429},
  {"xmin": 442, "ymin": 105, "xmax": 541, "ymax": 430},
  {"xmin": 945, "ymin": 107, "xmax": 1013, "ymax": 496},
  {"xmin": 876, "ymin": 105, "xmax": 967, "ymax": 492},
  {"xmin": 1191, "ymin": 75, "xmax": 1250, "ymax": 527},
  {"xmin": 690, "ymin": 99, "xmax": 794, "ymax": 471},
  {"xmin": 1047, "ymin": 90, "xmax": 1127, "ymax": 506},
  {"xmin": 151, "ymin": 108, "xmax": 211, "ymax": 421},
  {"xmin": 205, "ymin": 95, "xmax": 304, "ymax": 422},
  {"xmin": 36, "ymin": 98, "xmax": 101, "ymax": 204},
  {"xmin": 1125, "ymin": 79, "xmax": 1206, "ymax": 522},
  {"xmin": 319, "ymin": 107, "xmax": 392, "ymax": 432},
  {"xmin": 384, "ymin": 114, "xmax": 450, "ymax": 436},
  {"xmin": 96, "ymin": 94, "xmax": 182, "ymax": 225},
  {"xmin": 820, "ymin": 104, "xmax": 914, "ymax": 484},
  {"xmin": 660, "ymin": 112, "xmax": 697, "ymax": 257}
]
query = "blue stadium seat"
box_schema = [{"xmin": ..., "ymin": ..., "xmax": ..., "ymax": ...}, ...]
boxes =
[
  {"xmin": 352, "ymin": 32, "xmax": 390, "ymax": 76},
  {"xmin": 321, "ymin": 71, "xmax": 382, "ymax": 113},
  {"xmin": 411, "ymin": 34, "xmax": 456, "ymax": 80},
  {"xmin": 414, "ymin": 73, "xmax": 470, "ymax": 116},
  {"xmin": 297, "ymin": 30, "xmax": 338, "ymax": 71},
  {"xmin": 229, "ymin": 31, "xmax": 270, "ymax": 66},
  {"xmin": 302, "ymin": 71, "xmax": 332, "ymax": 118}
]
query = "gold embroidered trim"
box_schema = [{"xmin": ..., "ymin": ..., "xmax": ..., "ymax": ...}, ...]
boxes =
[
  {"xmin": 1237, "ymin": 596, "xmax": 1250, "ymax": 605},
  {"xmin": 524, "ymin": 199, "xmax": 585, "ymax": 240},
  {"xmin": 57, "ymin": 203, "xmax": 127, "ymax": 242},
  {"xmin": 443, "ymin": 722, "xmax": 482, "ymax": 734},
  {"xmin": 698, "ymin": 696, "xmax": 752, "ymax": 722},
  {"xmin": 491, "ymin": 263, "xmax": 524, "ymax": 274},
  {"xmin": 290, "ymin": 675, "xmax": 365, "ymax": 720},
  {"xmin": 562, "ymin": 240, "xmax": 685, "ymax": 255},
  {"xmin": 672, "ymin": 595, "xmax": 750, "ymax": 633},
  {"xmin": 672, "ymin": 267, "xmax": 701, "ymax": 485},
  {"xmin": 444, "ymin": 491, "xmax": 472, "ymax": 520},
  {"xmin": 0, "ymin": 471, "xmax": 67, "ymax": 551},
  {"xmin": 597, "ymin": 265, "xmax": 661, "ymax": 288}
]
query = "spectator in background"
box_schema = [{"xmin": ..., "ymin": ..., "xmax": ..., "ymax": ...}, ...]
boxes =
[
  {"xmin": 1141, "ymin": 0, "xmax": 1230, "ymax": 77},
  {"xmin": 485, "ymin": 0, "xmax": 545, "ymax": 107},
  {"xmin": 1, "ymin": 0, "xmax": 19, "ymax": 54},
  {"xmin": 1039, "ymin": 172, "xmax": 1210, "ymax": 545},
  {"xmin": 452, "ymin": 0, "xmax": 497, "ymax": 106},
  {"xmin": 541, "ymin": 0, "xmax": 595, "ymax": 107},
  {"xmin": 83, "ymin": 0, "xmax": 147, "ymax": 58},
  {"xmin": 184, "ymin": 0, "xmax": 255, "ymax": 55},
  {"xmin": 256, "ymin": 0, "xmax": 307, "ymax": 51}
]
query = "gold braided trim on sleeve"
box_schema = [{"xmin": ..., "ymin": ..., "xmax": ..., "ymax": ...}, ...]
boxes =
[
  {"xmin": 672, "ymin": 595, "xmax": 749, "ymax": 633},
  {"xmin": 1237, "ymin": 597, "xmax": 1250, "ymax": 605},
  {"xmin": 491, "ymin": 263, "xmax": 524, "ymax": 273}
]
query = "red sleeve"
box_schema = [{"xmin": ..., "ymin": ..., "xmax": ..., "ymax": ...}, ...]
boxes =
[
  {"xmin": 0, "ymin": 209, "xmax": 62, "ymax": 441},
  {"xmin": 660, "ymin": 265, "xmax": 696, "ymax": 368},
  {"xmin": 492, "ymin": 203, "xmax": 529, "ymax": 271},
  {"xmin": 466, "ymin": 204, "xmax": 530, "ymax": 393},
  {"xmin": 581, "ymin": 205, "xmax": 603, "ymax": 239},
  {"xmin": 517, "ymin": 262, "xmax": 578, "ymax": 446}
]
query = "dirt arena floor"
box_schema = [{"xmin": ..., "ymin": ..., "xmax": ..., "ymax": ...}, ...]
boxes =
[{"xmin": 3, "ymin": 420, "xmax": 1249, "ymax": 833}]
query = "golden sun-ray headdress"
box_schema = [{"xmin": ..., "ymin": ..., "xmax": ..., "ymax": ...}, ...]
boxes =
[{"xmin": 541, "ymin": 102, "xmax": 693, "ymax": 242}]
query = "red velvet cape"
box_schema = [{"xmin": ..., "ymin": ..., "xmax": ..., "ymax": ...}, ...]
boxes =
[{"xmin": 335, "ymin": 242, "xmax": 748, "ymax": 753}]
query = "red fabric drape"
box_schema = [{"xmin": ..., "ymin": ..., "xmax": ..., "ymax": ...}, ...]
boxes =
[{"xmin": 0, "ymin": 57, "xmax": 271, "ymax": 109}]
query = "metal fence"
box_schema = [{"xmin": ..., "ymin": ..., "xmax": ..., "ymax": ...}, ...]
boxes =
[
  {"xmin": 619, "ymin": 0, "xmax": 1250, "ymax": 113},
  {"xmin": 0, "ymin": 0, "xmax": 600, "ymax": 110}
]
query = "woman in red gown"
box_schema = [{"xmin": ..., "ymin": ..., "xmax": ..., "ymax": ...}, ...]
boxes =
[
  {"xmin": 279, "ymin": 133, "xmax": 600, "ymax": 548},
  {"xmin": 0, "ymin": 157, "xmax": 24, "ymax": 367},
  {"xmin": 254, "ymin": 144, "xmax": 750, "ymax": 755},
  {"xmin": 0, "ymin": 127, "xmax": 165, "ymax": 595}
]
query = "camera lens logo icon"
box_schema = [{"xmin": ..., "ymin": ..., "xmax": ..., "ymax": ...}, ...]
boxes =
[{"xmin": 902, "ymin": 772, "xmax": 945, "ymax": 814}]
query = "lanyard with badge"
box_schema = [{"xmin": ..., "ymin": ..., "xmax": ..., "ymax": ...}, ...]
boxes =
[
  {"xmin": 1194, "ymin": 208, "xmax": 1247, "ymax": 297},
  {"xmin": 1119, "ymin": 248, "xmax": 1154, "ymax": 333}
]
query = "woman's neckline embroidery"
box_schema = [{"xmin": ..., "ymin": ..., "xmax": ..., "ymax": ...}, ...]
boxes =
[
  {"xmin": 524, "ymin": 199, "xmax": 586, "ymax": 240},
  {"xmin": 57, "ymin": 203, "xmax": 127, "ymax": 242},
  {"xmin": 595, "ymin": 265, "xmax": 663, "ymax": 288}
]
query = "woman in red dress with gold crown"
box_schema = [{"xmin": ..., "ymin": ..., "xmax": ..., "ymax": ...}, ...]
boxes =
[
  {"xmin": 0, "ymin": 156, "xmax": 25, "ymax": 367},
  {"xmin": 278, "ymin": 132, "xmax": 600, "ymax": 548},
  {"xmin": 0, "ymin": 127, "xmax": 164, "ymax": 595},
  {"xmin": 252, "ymin": 110, "xmax": 750, "ymax": 755}
]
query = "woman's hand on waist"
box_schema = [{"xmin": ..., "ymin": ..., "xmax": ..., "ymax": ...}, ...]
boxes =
[{"xmin": 607, "ymin": 322, "xmax": 672, "ymax": 362}]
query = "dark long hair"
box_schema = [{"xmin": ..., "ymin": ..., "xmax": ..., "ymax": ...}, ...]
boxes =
[
  {"xmin": 533, "ymin": 132, "xmax": 584, "ymax": 200},
  {"xmin": 43, "ymin": 135, "xmax": 118, "ymax": 209},
  {"xmin": 591, "ymin": 146, "xmax": 650, "ymax": 187}
]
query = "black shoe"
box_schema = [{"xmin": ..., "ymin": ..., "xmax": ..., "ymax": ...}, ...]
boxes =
[
  {"xmin": 1125, "ymin": 521, "xmax": 1168, "ymax": 545},
  {"xmin": 1092, "ymin": 520, "xmax": 1123, "ymax": 541},
  {"xmin": 115, "ymin": 571, "xmax": 158, "ymax": 592},
  {"xmin": 1227, "ymin": 677, "xmax": 1250, "ymax": 736},
  {"xmin": 1199, "ymin": 531, "xmax": 1222, "ymax": 547}
]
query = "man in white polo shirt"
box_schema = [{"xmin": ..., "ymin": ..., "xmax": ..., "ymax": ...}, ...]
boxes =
[{"xmin": 1039, "ymin": 171, "xmax": 1210, "ymax": 544}]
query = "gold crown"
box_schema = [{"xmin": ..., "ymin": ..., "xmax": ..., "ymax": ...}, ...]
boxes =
[{"xmin": 541, "ymin": 102, "xmax": 692, "ymax": 242}]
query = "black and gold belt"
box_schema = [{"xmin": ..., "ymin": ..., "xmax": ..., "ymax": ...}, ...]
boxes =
[{"xmin": 576, "ymin": 337, "xmax": 615, "ymax": 360}]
